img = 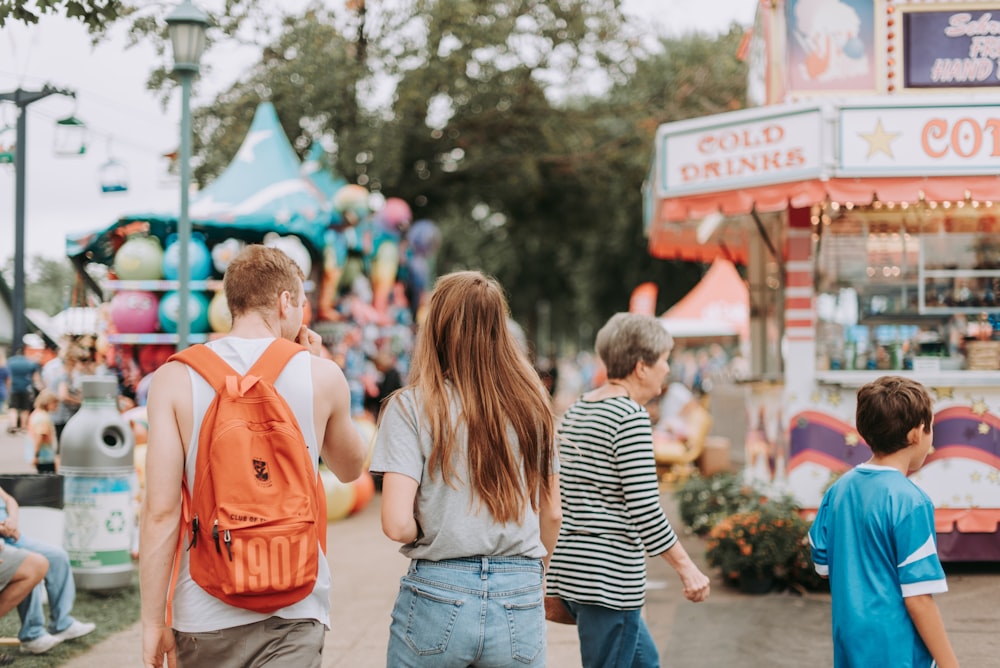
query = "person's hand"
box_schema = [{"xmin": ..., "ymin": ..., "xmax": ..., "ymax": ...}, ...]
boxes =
[
  {"xmin": 296, "ymin": 326, "xmax": 324, "ymax": 357},
  {"xmin": 677, "ymin": 563, "xmax": 711, "ymax": 603},
  {"xmin": 142, "ymin": 623, "xmax": 177, "ymax": 668},
  {"xmin": 0, "ymin": 521, "xmax": 20, "ymax": 542}
]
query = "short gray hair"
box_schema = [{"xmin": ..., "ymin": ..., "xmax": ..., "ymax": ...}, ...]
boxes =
[{"xmin": 595, "ymin": 312, "xmax": 673, "ymax": 379}]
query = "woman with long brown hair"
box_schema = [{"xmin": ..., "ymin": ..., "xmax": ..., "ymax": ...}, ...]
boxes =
[{"xmin": 370, "ymin": 270, "xmax": 561, "ymax": 667}]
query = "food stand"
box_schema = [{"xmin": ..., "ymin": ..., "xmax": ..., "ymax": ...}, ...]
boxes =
[{"xmin": 646, "ymin": 0, "xmax": 1000, "ymax": 559}]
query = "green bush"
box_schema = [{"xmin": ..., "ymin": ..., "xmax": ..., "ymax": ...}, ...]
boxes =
[{"xmin": 675, "ymin": 472, "xmax": 760, "ymax": 536}]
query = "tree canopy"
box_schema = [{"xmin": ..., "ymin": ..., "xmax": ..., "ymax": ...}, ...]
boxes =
[{"xmin": 4, "ymin": 0, "xmax": 749, "ymax": 352}]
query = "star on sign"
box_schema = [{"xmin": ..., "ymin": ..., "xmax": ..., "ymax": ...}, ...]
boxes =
[
  {"xmin": 859, "ymin": 118, "xmax": 901, "ymax": 159},
  {"xmin": 845, "ymin": 433, "xmax": 859, "ymax": 447},
  {"xmin": 236, "ymin": 130, "xmax": 273, "ymax": 163},
  {"xmin": 932, "ymin": 387, "xmax": 954, "ymax": 400},
  {"xmin": 978, "ymin": 422, "xmax": 991, "ymax": 435},
  {"xmin": 971, "ymin": 398, "xmax": 989, "ymax": 417},
  {"xmin": 827, "ymin": 391, "xmax": 841, "ymax": 407}
]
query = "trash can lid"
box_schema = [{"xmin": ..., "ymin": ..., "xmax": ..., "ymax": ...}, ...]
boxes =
[{"xmin": 81, "ymin": 375, "xmax": 119, "ymax": 401}]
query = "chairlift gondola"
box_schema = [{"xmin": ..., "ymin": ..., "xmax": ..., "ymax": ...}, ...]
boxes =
[
  {"xmin": 99, "ymin": 140, "xmax": 129, "ymax": 193},
  {"xmin": 100, "ymin": 158, "xmax": 129, "ymax": 193},
  {"xmin": 54, "ymin": 115, "xmax": 87, "ymax": 156},
  {"xmin": 0, "ymin": 124, "xmax": 15, "ymax": 164}
]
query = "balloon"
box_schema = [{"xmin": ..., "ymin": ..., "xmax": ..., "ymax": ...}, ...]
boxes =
[
  {"xmin": 208, "ymin": 290, "xmax": 233, "ymax": 333},
  {"xmin": 377, "ymin": 197, "xmax": 412, "ymax": 232},
  {"xmin": 320, "ymin": 468, "xmax": 356, "ymax": 522},
  {"xmin": 263, "ymin": 232, "xmax": 312, "ymax": 277},
  {"xmin": 110, "ymin": 290, "xmax": 160, "ymax": 333},
  {"xmin": 351, "ymin": 472, "xmax": 376, "ymax": 514},
  {"xmin": 163, "ymin": 233, "xmax": 213, "ymax": 281},
  {"xmin": 159, "ymin": 291, "xmax": 211, "ymax": 334},
  {"xmin": 211, "ymin": 237, "xmax": 245, "ymax": 275},
  {"xmin": 114, "ymin": 236, "xmax": 164, "ymax": 281},
  {"xmin": 354, "ymin": 416, "xmax": 378, "ymax": 467},
  {"xmin": 332, "ymin": 184, "xmax": 370, "ymax": 220},
  {"xmin": 407, "ymin": 220, "xmax": 441, "ymax": 256}
]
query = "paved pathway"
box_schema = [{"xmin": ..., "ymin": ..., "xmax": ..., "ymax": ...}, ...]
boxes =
[{"xmin": 1, "ymin": 428, "xmax": 997, "ymax": 667}]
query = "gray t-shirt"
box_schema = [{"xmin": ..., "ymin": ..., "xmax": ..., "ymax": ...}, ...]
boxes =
[{"xmin": 370, "ymin": 387, "xmax": 554, "ymax": 561}]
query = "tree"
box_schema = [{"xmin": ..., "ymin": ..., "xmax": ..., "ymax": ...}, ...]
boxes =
[
  {"xmin": 189, "ymin": 6, "xmax": 749, "ymax": 351},
  {"xmin": 0, "ymin": 0, "xmax": 124, "ymax": 29},
  {"xmin": 2, "ymin": 255, "xmax": 82, "ymax": 315}
]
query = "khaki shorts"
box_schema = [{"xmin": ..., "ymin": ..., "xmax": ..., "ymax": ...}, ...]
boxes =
[
  {"xmin": 174, "ymin": 617, "xmax": 324, "ymax": 668},
  {"xmin": 0, "ymin": 543, "xmax": 30, "ymax": 589}
]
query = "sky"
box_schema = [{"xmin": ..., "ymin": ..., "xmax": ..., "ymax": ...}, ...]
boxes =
[{"xmin": 0, "ymin": 0, "xmax": 757, "ymax": 264}]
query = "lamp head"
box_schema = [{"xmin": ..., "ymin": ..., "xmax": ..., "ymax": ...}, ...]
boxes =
[{"xmin": 166, "ymin": 0, "xmax": 210, "ymax": 73}]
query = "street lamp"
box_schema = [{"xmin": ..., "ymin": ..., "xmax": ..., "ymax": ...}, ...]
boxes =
[
  {"xmin": 166, "ymin": 0, "xmax": 209, "ymax": 351},
  {"xmin": 0, "ymin": 85, "xmax": 75, "ymax": 352}
]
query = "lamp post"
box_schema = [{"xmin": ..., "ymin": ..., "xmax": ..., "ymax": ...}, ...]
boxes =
[
  {"xmin": 166, "ymin": 0, "xmax": 209, "ymax": 351},
  {"xmin": 0, "ymin": 85, "xmax": 75, "ymax": 352}
]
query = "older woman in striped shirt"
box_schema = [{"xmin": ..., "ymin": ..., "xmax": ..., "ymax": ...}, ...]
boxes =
[{"xmin": 546, "ymin": 312, "xmax": 710, "ymax": 667}]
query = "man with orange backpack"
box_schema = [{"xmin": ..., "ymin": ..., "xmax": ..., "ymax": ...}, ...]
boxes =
[{"xmin": 140, "ymin": 244, "xmax": 368, "ymax": 668}]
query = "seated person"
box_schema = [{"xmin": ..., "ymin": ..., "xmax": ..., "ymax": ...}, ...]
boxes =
[
  {"xmin": 0, "ymin": 541, "xmax": 49, "ymax": 665},
  {"xmin": 0, "ymin": 486, "xmax": 96, "ymax": 654},
  {"xmin": 654, "ymin": 382, "xmax": 696, "ymax": 441}
]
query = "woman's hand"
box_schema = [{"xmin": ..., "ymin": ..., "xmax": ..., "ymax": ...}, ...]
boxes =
[{"xmin": 676, "ymin": 562, "xmax": 711, "ymax": 602}]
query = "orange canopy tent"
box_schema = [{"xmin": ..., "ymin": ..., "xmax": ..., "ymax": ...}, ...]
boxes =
[{"xmin": 660, "ymin": 258, "xmax": 749, "ymax": 341}]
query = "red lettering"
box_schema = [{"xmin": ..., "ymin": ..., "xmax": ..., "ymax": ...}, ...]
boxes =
[
  {"xmin": 763, "ymin": 125, "xmax": 785, "ymax": 144},
  {"xmin": 761, "ymin": 152, "xmax": 782, "ymax": 170},
  {"xmin": 922, "ymin": 119, "xmax": 949, "ymax": 158},
  {"xmin": 952, "ymin": 117, "xmax": 983, "ymax": 157},
  {"xmin": 786, "ymin": 147, "xmax": 806, "ymax": 166},
  {"xmin": 718, "ymin": 132, "xmax": 740, "ymax": 152},
  {"xmin": 987, "ymin": 119, "xmax": 1000, "ymax": 156},
  {"xmin": 680, "ymin": 164, "xmax": 700, "ymax": 182}
]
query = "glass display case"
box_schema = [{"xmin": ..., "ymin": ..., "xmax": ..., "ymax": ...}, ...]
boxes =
[{"xmin": 814, "ymin": 209, "xmax": 1000, "ymax": 373}]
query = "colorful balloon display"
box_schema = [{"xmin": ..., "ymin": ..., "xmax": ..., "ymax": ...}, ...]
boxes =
[
  {"xmin": 113, "ymin": 236, "xmax": 164, "ymax": 281},
  {"xmin": 162, "ymin": 233, "xmax": 213, "ymax": 281},
  {"xmin": 109, "ymin": 290, "xmax": 160, "ymax": 333},
  {"xmin": 158, "ymin": 291, "xmax": 211, "ymax": 334}
]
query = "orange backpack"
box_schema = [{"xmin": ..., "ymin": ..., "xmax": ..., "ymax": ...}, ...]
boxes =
[{"xmin": 166, "ymin": 338, "xmax": 327, "ymax": 618}]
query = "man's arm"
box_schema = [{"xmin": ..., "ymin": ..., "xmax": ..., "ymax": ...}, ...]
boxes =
[
  {"xmin": 905, "ymin": 594, "xmax": 959, "ymax": 668},
  {"xmin": 312, "ymin": 356, "xmax": 367, "ymax": 483},
  {"xmin": 140, "ymin": 362, "xmax": 188, "ymax": 668}
]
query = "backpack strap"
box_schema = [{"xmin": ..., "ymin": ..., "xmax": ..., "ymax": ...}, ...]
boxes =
[
  {"xmin": 168, "ymin": 344, "xmax": 239, "ymax": 393},
  {"xmin": 247, "ymin": 338, "xmax": 307, "ymax": 384}
]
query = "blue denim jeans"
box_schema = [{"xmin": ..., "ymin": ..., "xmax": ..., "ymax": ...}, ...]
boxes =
[
  {"xmin": 8, "ymin": 535, "xmax": 78, "ymax": 642},
  {"xmin": 564, "ymin": 600, "xmax": 659, "ymax": 668},
  {"xmin": 386, "ymin": 556, "xmax": 546, "ymax": 667}
]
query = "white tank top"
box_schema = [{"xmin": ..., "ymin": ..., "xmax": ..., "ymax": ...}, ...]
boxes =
[{"xmin": 171, "ymin": 336, "xmax": 332, "ymax": 632}]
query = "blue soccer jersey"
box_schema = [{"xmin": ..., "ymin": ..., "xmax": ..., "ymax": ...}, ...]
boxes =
[{"xmin": 809, "ymin": 463, "xmax": 947, "ymax": 668}]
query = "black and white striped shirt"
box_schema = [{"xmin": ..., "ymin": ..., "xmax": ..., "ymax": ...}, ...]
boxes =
[{"xmin": 546, "ymin": 396, "xmax": 678, "ymax": 609}]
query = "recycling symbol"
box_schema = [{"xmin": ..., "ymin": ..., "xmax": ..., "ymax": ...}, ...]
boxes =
[{"xmin": 105, "ymin": 510, "xmax": 126, "ymax": 534}]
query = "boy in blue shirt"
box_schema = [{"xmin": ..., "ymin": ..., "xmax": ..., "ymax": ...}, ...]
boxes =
[{"xmin": 809, "ymin": 375, "xmax": 958, "ymax": 668}]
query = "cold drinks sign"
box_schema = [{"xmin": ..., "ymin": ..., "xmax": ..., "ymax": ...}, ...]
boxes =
[{"xmin": 654, "ymin": 106, "xmax": 825, "ymax": 197}]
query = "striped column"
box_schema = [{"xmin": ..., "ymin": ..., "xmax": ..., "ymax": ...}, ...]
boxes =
[{"xmin": 785, "ymin": 210, "xmax": 814, "ymax": 343}]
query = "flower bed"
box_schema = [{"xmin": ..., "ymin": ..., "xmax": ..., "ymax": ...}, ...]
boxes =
[{"xmin": 675, "ymin": 473, "xmax": 827, "ymax": 593}]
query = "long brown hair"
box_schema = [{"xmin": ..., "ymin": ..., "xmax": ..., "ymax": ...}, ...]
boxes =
[{"xmin": 406, "ymin": 271, "xmax": 555, "ymax": 524}]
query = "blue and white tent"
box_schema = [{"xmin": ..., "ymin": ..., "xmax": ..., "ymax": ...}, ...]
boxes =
[{"xmin": 67, "ymin": 101, "xmax": 342, "ymax": 268}]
